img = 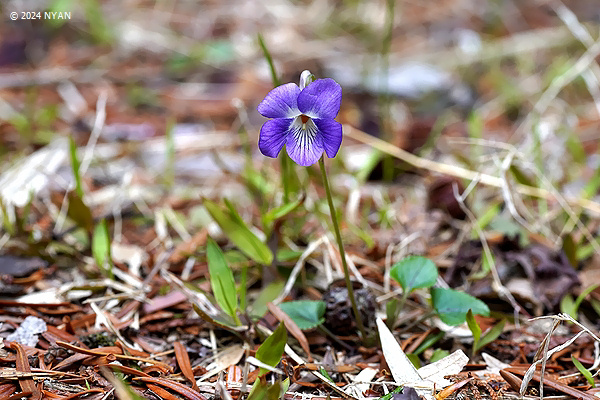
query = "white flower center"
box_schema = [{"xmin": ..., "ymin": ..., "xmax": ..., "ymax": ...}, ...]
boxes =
[{"xmin": 292, "ymin": 114, "xmax": 318, "ymax": 147}]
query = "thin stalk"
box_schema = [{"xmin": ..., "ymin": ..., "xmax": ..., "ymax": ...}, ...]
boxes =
[
  {"xmin": 257, "ymin": 33, "xmax": 291, "ymax": 202},
  {"xmin": 257, "ymin": 33, "xmax": 281, "ymax": 87},
  {"xmin": 379, "ymin": 0, "xmax": 395, "ymax": 182},
  {"xmin": 318, "ymin": 325, "xmax": 353, "ymax": 351},
  {"xmin": 318, "ymin": 157, "xmax": 367, "ymax": 341},
  {"xmin": 397, "ymin": 290, "xmax": 410, "ymax": 315},
  {"xmin": 386, "ymin": 290, "xmax": 409, "ymax": 329}
]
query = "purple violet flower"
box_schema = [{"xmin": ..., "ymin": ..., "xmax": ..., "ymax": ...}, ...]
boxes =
[{"xmin": 257, "ymin": 74, "xmax": 342, "ymax": 166}]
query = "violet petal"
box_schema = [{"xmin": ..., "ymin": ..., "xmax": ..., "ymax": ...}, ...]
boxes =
[
  {"xmin": 257, "ymin": 83, "xmax": 301, "ymax": 118},
  {"xmin": 297, "ymin": 79, "xmax": 342, "ymax": 119}
]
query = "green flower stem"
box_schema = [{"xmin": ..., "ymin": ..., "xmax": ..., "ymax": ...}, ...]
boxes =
[
  {"xmin": 380, "ymin": 0, "xmax": 395, "ymax": 182},
  {"xmin": 280, "ymin": 152, "xmax": 291, "ymax": 202},
  {"xmin": 257, "ymin": 33, "xmax": 291, "ymax": 202},
  {"xmin": 318, "ymin": 157, "xmax": 367, "ymax": 341}
]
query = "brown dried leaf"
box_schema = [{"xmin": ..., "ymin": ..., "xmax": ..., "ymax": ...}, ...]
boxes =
[
  {"xmin": 169, "ymin": 229, "xmax": 208, "ymax": 264},
  {"xmin": 56, "ymin": 341, "xmax": 173, "ymax": 372},
  {"xmin": 8, "ymin": 342, "xmax": 41, "ymax": 400},
  {"xmin": 268, "ymin": 302, "xmax": 312, "ymax": 361},
  {"xmin": 0, "ymin": 383, "xmax": 17, "ymax": 399},
  {"xmin": 143, "ymin": 290, "xmax": 187, "ymax": 314},
  {"xmin": 174, "ymin": 341, "xmax": 200, "ymax": 392},
  {"xmin": 134, "ymin": 376, "xmax": 208, "ymax": 400},
  {"xmin": 147, "ymin": 383, "xmax": 181, "ymax": 400},
  {"xmin": 60, "ymin": 389, "xmax": 106, "ymax": 400}
]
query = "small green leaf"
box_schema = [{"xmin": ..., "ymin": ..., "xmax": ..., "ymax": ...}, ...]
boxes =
[
  {"xmin": 276, "ymin": 248, "xmax": 303, "ymax": 262},
  {"xmin": 572, "ymin": 356, "xmax": 595, "ymax": 387},
  {"xmin": 582, "ymin": 165, "xmax": 600, "ymax": 199},
  {"xmin": 390, "ymin": 256, "xmax": 438, "ymax": 293},
  {"xmin": 406, "ymin": 353, "xmax": 421, "ymax": 369},
  {"xmin": 474, "ymin": 202, "xmax": 501, "ymax": 232},
  {"xmin": 562, "ymin": 234, "xmax": 577, "ymax": 268},
  {"xmin": 319, "ymin": 367, "xmax": 333, "ymax": 382},
  {"xmin": 475, "ymin": 319, "xmax": 505, "ymax": 353},
  {"xmin": 67, "ymin": 191, "xmax": 94, "ymax": 234},
  {"xmin": 591, "ymin": 298, "xmax": 600, "ymax": 318},
  {"xmin": 413, "ymin": 331, "xmax": 444, "ymax": 356},
  {"xmin": 386, "ymin": 298, "xmax": 399, "ymax": 329},
  {"xmin": 431, "ymin": 288, "xmax": 490, "ymax": 326},
  {"xmin": 92, "ymin": 220, "xmax": 112, "ymax": 279},
  {"xmin": 377, "ymin": 386, "xmax": 404, "ymax": 400},
  {"xmin": 509, "ymin": 165, "xmax": 535, "ymax": 187},
  {"xmin": 250, "ymin": 281, "xmax": 285, "ymax": 318},
  {"xmin": 278, "ymin": 301, "xmax": 326, "ymax": 330},
  {"xmin": 429, "ymin": 349, "xmax": 449, "ymax": 363},
  {"xmin": 255, "ymin": 323, "xmax": 287, "ymax": 375},
  {"xmin": 573, "ymin": 284, "xmax": 599, "ymax": 318},
  {"xmin": 68, "ymin": 136, "xmax": 84, "ymax": 199},
  {"xmin": 466, "ymin": 310, "xmax": 481, "ymax": 344},
  {"xmin": 204, "ymin": 199, "xmax": 273, "ymax": 265},
  {"xmin": 206, "ymin": 237, "xmax": 239, "ymax": 322},
  {"xmin": 0, "ymin": 198, "xmax": 15, "ymax": 236},
  {"xmin": 247, "ymin": 377, "xmax": 285, "ymax": 400},
  {"xmin": 560, "ymin": 294, "xmax": 576, "ymax": 319},
  {"xmin": 262, "ymin": 196, "xmax": 304, "ymax": 228}
]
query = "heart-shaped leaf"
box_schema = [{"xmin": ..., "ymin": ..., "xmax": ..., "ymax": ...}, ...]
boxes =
[
  {"xmin": 390, "ymin": 256, "xmax": 438, "ymax": 293},
  {"xmin": 431, "ymin": 288, "xmax": 489, "ymax": 326},
  {"xmin": 278, "ymin": 300, "xmax": 326, "ymax": 330}
]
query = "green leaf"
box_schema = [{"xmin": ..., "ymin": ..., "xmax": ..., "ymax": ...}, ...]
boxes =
[
  {"xmin": 591, "ymin": 298, "xmax": 600, "ymax": 318},
  {"xmin": 206, "ymin": 237, "xmax": 239, "ymax": 322},
  {"xmin": 562, "ymin": 234, "xmax": 577, "ymax": 268},
  {"xmin": 319, "ymin": 367, "xmax": 333, "ymax": 382},
  {"xmin": 255, "ymin": 323, "xmax": 287, "ymax": 375},
  {"xmin": 406, "ymin": 353, "xmax": 421, "ymax": 369},
  {"xmin": 248, "ymin": 379, "xmax": 272, "ymax": 400},
  {"xmin": 262, "ymin": 196, "xmax": 304, "ymax": 228},
  {"xmin": 475, "ymin": 319, "xmax": 506, "ymax": 353},
  {"xmin": 278, "ymin": 300, "xmax": 326, "ymax": 330},
  {"xmin": 68, "ymin": 136, "xmax": 84, "ymax": 199},
  {"xmin": 204, "ymin": 199, "xmax": 273, "ymax": 265},
  {"xmin": 582, "ymin": 165, "xmax": 600, "ymax": 199},
  {"xmin": 573, "ymin": 284, "xmax": 599, "ymax": 318},
  {"xmin": 0, "ymin": 198, "xmax": 15, "ymax": 236},
  {"xmin": 390, "ymin": 256, "xmax": 438, "ymax": 293},
  {"xmin": 250, "ymin": 281, "xmax": 284, "ymax": 318},
  {"xmin": 466, "ymin": 310, "xmax": 482, "ymax": 345},
  {"xmin": 276, "ymin": 248, "xmax": 303, "ymax": 262},
  {"xmin": 431, "ymin": 288, "xmax": 490, "ymax": 326},
  {"xmin": 509, "ymin": 165, "xmax": 535, "ymax": 187},
  {"xmin": 377, "ymin": 386, "xmax": 404, "ymax": 400},
  {"xmin": 386, "ymin": 298, "xmax": 399, "ymax": 329},
  {"xmin": 572, "ymin": 356, "xmax": 595, "ymax": 387},
  {"xmin": 474, "ymin": 202, "xmax": 501, "ymax": 232},
  {"xmin": 429, "ymin": 349, "xmax": 449, "ymax": 363},
  {"xmin": 566, "ymin": 134, "xmax": 586, "ymax": 164},
  {"xmin": 560, "ymin": 293, "xmax": 576, "ymax": 319},
  {"xmin": 92, "ymin": 220, "xmax": 112, "ymax": 279},
  {"xmin": 67, "ymin": 191, "xmax": 94, "ymax": 234},
  {"xmin": 413, "ymin": 331, "xmax": 444, "ymax": 355}
]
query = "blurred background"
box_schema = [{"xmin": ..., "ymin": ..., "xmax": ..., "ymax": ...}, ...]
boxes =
[{"xmin": 1, "ymin": 0, "xmax": 600, "ymax": 270}]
